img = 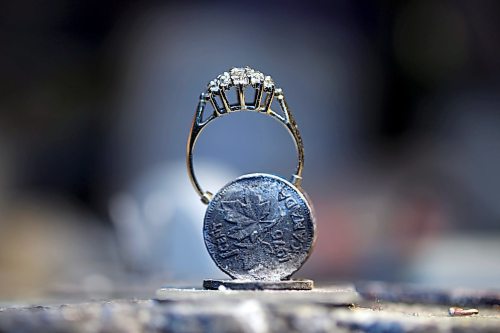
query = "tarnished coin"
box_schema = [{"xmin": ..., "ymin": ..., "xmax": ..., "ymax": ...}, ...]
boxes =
[{"xmin": 203, "ymin": 173, "xmax": 315, "ymax": 280}]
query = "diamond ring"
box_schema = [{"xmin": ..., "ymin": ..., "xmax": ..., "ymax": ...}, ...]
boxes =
[{"xmin": 187, "ymin": 66, "xmax": 305, "ymax": 204}]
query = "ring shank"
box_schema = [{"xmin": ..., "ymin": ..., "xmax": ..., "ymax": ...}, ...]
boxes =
[{"xmin": 187, "ymin": 90, "xmax": 304, "ymax": 204}]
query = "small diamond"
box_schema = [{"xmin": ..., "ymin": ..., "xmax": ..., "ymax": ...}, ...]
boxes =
[
  {"xmin": 249, "ymin": 70, "xmax": 264, "ymax": 86},
  {"xmin": 275, "ymin": 88, "xmax": 284, "ymax": 99},
  {"xmin": 218, "ymin": 72, "xmax": 231, "ymax": 89},
  {"xmin": 208, "ymin": 80, "xmax": 219, "ymax": 93},
  {"xmin": 263, "ymin": 75, "xmax": 274, "ymax": 91},
  {"xmin": 244, "ymin": 66, "xmax": 255, "ymax": 77},
  {"xmin": 230, "ymin": 67, "xmax": 249, "ymax": 85}
]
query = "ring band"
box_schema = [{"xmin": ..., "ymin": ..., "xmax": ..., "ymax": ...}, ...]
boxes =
[{"xmin": 186, "ymin": 67, "xmax": 305, "ymax": 204}]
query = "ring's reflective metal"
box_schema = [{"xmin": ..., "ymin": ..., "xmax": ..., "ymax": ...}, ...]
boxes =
[{"xmin": 186, "ymin": 67, "xmax": 304, "ymax": 204}]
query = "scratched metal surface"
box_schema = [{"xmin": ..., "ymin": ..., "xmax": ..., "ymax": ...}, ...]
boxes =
[{"xmin": 203, "ymin": 173, "xmax": 315, "ymax": 280}]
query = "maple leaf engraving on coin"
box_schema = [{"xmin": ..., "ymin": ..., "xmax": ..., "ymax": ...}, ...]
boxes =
[{"xmin": 220, "ymin": 190, "xmax": 277, "ymax": 247}]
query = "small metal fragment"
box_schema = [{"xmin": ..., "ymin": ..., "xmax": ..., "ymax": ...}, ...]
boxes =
[{"xmin": 449, "ymin": 307, "xmax": 479, "ymax": 316}]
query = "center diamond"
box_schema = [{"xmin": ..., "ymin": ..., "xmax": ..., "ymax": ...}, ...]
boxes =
[{"xmin": 230, "ymin": 68, "xmax": 249, "ymax": 85}]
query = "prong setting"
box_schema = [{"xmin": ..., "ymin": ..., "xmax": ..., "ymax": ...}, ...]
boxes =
[
  {"xmin": 263, "ymin": 75, "xmax": 275, "ymax": 92},
  {"xmin": 206, "ymin": 67, "xmax": 281, "ymax": 114}
]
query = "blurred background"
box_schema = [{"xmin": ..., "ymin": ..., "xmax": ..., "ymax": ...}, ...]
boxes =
[{"xmin": 1, "ymin": 0, "xmax": 499, "ymax": 299}]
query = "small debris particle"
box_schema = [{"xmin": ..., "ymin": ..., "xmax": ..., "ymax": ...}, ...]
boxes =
[{"xmin": 449, "ymin": 307, "xmax": 479, "ymax": 316}]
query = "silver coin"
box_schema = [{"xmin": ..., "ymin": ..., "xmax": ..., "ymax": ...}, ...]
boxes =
[{"xmin": 203, "ymin": 173, "xmax": 316, "ymax": 280}]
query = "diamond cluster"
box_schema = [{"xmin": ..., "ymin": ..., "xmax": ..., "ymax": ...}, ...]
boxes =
[{"xmin": 207, "ymin": 67, "xmax": 275, "ymax": 93}]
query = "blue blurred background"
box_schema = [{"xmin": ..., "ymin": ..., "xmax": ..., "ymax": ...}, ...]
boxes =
[{"xmin": 1, "ymin": 0, "xmax": 499, "ymax": 298}]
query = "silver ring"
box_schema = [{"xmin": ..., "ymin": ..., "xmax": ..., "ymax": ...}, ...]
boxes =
[{"xmin": 186, "ymin": 67, "xmax": 304, "ymax": 204}]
